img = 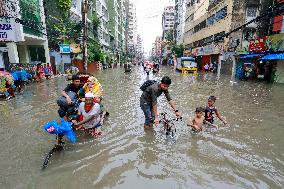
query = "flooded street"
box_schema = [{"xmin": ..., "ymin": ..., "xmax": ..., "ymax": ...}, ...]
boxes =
[{"xmin": 0, "ymin": 66, "xmax": 284, "ymax": 189}]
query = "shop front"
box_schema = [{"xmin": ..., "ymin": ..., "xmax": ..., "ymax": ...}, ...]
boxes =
[
  {"xmin": 192, "ymin": 44, "xmax": 224, "ymax": 72},
  {"xmin": 261, "ymin": 53, "xmax": 284, "ymax": 83},
  {"xmin": 236, "ymin": 34, "xmax": 284, "ymax": 83}
]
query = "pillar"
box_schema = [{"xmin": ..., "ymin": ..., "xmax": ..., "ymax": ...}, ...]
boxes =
[
  {"xmin": 42, "ymin": 41, "xmax": 50, "ymax": 63},
  {"xmin": 17, "ymin": 45, "xmax": 29, "ymax": 63},
  {"xmin": 230, "ymin": 55, "xmax": 237, "ymax": 84},
  {"xmin": 217, "ymin": 54, "xmax": 222, "ymax": 80},
  {"xmin": 6, "ymin": 42, "xmax": 19, "ymax": 63}
]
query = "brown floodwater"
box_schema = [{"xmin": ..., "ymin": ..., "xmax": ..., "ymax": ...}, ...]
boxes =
[{"xmin": 0, "ymin": 66, "xmax": 283, "ymax": 189}]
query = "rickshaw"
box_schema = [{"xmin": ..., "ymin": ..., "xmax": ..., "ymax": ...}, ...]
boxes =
[{"xmin": 42, "ymin": 73, "xmax": 108, "ymax": 169}]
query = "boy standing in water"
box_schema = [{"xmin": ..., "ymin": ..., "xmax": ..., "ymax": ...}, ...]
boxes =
[
  {"xmin": 187, "ymin": 107, "xmax": 217, "ymax": 132},
  {"xmin": 205, "ymin": 96, "xmax": 227, "ymax": 125}
]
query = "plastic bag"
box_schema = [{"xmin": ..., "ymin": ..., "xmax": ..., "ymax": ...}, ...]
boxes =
[{"xmin": 43, "ymin": 118, "xmax": 76, "ymax": 143}]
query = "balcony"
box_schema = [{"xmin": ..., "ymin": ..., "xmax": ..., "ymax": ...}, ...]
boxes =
[
  {"xmin": 245, "ymin": 6, "xmax": 258, "ymax": 28},
  {"xmin": 208, "ymin": 0, "xmax": 223, "ymax": 11}
]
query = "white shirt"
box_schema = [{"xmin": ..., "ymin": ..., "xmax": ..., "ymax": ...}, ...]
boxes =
[
  {"xmin": 78, "ymin": 102, "xmax": 101, "ymax": 129},
  {"xmin": 204, "ymin": 64, "xmax": 209, "ymax": 69}
]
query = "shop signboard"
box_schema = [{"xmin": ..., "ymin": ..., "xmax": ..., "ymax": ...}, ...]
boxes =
[
  {"xmin": 59, "ymin": 44, "xmax": 71, "ymax": 53},
  {"xmin": 204, "ymin": 45, "xmax": 214, "ymax": 55},
  {"xmin": 267, "ymin": 33, "xmax": 284, "ymax": 52},
  {"xmin": 192, "ymin": 47, "xmax": 204, "ymax": 56},
  {"xmin": 0, "ymin": 18, "xmax": 17, "ymax": 42},
  {"xmin": 249, "ymin": 36, "xmax": 268, "ymax": 52},
  {"xmin": 70, "ymin": 44, "xmax": 81, "ymax": 53}
]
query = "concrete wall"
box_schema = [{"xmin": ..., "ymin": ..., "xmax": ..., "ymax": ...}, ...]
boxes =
[{"xmin": 49, "ymin": 52, "xmax": 71, "ymax": 65}]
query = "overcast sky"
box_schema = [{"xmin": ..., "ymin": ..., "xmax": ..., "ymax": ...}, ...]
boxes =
[{"xmin": 131, "ymin": 0, "xmax": 174, "ymax": 53}]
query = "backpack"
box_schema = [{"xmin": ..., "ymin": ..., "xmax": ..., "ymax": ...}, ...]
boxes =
[
  {"xmin": 140, "ymin": 80, "xmax": 157, "ymax": 91},
  {"xmin": 57, "ymin": 91, "xmax": 78, "ymax": 107}
]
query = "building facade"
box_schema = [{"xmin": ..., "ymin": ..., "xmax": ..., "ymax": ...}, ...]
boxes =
[
  {"xmin": 162, "ymin": 6, "xmax": 175, "ymax": 60},
  {"xmin": 174, "ymin": 0, "xmax": 186, "ymax": 44},
  {"xmin": 136, "ymin": 34, "xmax": 143, "ymax": 58},
  {"xmin": 155, "ymin": 36, "xmax": 163, "ymax": 58},
  {"xmin": 162, "ymin": 6, "xmax": 175, "ymax": 40},
  {"xmin": 0, "ymin": 0, "xmax": 49, "ymax": 71},
  {"xmin": 96, "ymin": 0, "xmax": 110, "ymax": 51},
  {"xmin": 183, "ymin": 0, "xmax": 243, "ymax": 71},
  {"xmin": 107, "ymin": 0, "xmax": 127, "ymax": 62},
  {"xmin": 126, "ymin": 1, "xmax": 137, "ymax": 53}
]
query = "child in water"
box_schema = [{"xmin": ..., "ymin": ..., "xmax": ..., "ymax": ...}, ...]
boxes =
[
  {"xmin": 187, "ymin": 107, "xmax": 217, "ymax": 132},
  {"xmin": 205, "ymin": 96, "xmax": 227, "ymax": 125}
]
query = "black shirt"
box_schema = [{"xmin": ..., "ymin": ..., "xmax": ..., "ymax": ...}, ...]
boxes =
[
  {"xmin": 140, "ymin": 83, "xmax": 172, "ymax": 106},
  {"xmin": 64, "ymin": 83, "xmax": 82, "ymax": 94}
]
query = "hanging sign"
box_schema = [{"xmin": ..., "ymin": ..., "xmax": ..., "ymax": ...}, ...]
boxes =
[{"xmin": 59, "ymin": 44, "xmax": 71, "ymax": 53}]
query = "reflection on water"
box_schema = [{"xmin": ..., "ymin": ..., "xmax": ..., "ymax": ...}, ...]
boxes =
[{"xmin": 0, "ymin": 66, "xmax": 283, "ymax": 189}]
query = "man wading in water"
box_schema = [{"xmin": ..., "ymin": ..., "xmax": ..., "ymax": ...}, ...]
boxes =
[{"xmin": 140, "ymin": 76, "xmax": 181, "ymax": 129}]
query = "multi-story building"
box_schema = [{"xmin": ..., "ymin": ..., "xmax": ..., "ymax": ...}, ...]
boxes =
[
  {"xmin": 96, "ymin": 0, "xmax": 110, "ymax": 51},
  {"xmin": 136, "ymin": 34, "xmax": 143, "ymax": 58},
  {"xmin": 0, "ymin": 0, "xmax": 49, "ymax": 70},
  {"xmin": 107, "ymin": 0, "xmax": 127, "ymax": 62},
  {"xmin": 174, "ymin": 0, "xmax": 186, "ymax": 44},
  {"xmin": 151, "ymin": 43, "xmax": 156, "ymax": 57},
  {"xmin": 162, "ymin": 6, "xmax": 175, "ymax": 59},
  {"xmin": 162, "ymin": 6, "xmax": 175, "ymax": 40},
  {"xmin": 183, "ymin": 0, "xmax": 263, "ymax": 70},
  {"xmin": 125, "ymin": 0, "xmax": 137, "ymax": 55},
  {"xmin": 154, "ymin": 36, "xmax": 163, "ymax": 58}
]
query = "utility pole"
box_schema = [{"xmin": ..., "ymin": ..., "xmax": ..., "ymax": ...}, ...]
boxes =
[{"xmin": 82, "ymin": 0, "xmax": 89, "ymax": 73}]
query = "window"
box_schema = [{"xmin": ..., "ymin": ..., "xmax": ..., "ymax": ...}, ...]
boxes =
[
  {"xmin": 214, "ymin": 31, "xmax": 225, "ymax": 42},
  {"xmin": 207, "ymin": 14, "xmax": 215, "ymax": 25},
  {"xmin": 215, "ymin": 6, "xmax": 227, "ymax": 22},
  {"xmin": 205, "ymin": 35, "xmax": 214, "ymax": 44},
  {"xmin": 247, "ymin": 7, "xmax": 257, "ymax": 17}
]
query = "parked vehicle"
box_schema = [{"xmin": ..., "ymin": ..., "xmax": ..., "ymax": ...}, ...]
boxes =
[{"xmin": 176, "ymin": 57, "xmax": 197, "ymax": 73}]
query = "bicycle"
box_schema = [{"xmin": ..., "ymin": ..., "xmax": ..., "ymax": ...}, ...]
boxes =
[
  {"xmin": 42, "ymin": 105, "xmax": 109, "ymax": 169},
  {"xmin": 42, "ymin": 114, "xmax": 77, "ymax": 169},
  {"xmin": 159, "ymin": 112, "xmax": 182, "ymax": 137}
]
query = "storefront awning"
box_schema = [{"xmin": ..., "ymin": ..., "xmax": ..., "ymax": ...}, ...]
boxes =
[
  {"xmin": 240, "ymin": 54, "xmax": 264, "ymax": 59},
  {"xmin": 261, "ymin": 53, "xmax": 284, "ymax": 60}
]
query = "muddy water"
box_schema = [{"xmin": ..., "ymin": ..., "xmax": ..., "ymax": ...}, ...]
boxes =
[{"xmin": 0, "ymin": 66, "xmax": 283, "ymax": 189}]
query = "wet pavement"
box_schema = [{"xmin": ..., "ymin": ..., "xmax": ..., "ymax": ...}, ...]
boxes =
[{"xmin": 0, "ymin": 66, "xmax": 284, "ymax": 189}]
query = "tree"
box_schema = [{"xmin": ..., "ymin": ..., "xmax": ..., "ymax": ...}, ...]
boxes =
[
  {"xmin": 88, "ymin": 40, "xmax": 104, "ymax": 62},
  {"xmin": 171, "ymin": 44, "xmax": 184, "ymax": 57},
  {"xmin": 165, "ymin": 30, "xmax": 174, "ymax": 42},
  {"xmin": 44, "ymin": 0, "xmax": 83, "ymax": 50}
]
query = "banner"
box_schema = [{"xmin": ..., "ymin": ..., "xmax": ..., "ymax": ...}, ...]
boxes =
[
  {"xmin": 70, "ymin": 44, "xmax": 81, "ymax": 53},
  {"xmin": 267, "ymin": 33, "xmax": 284, "ymax": 52}
]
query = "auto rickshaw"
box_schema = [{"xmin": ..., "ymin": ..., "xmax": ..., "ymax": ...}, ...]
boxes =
[{"xmin": 176, "ymin": 57, "xmax": 197, "ymax": 74}]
